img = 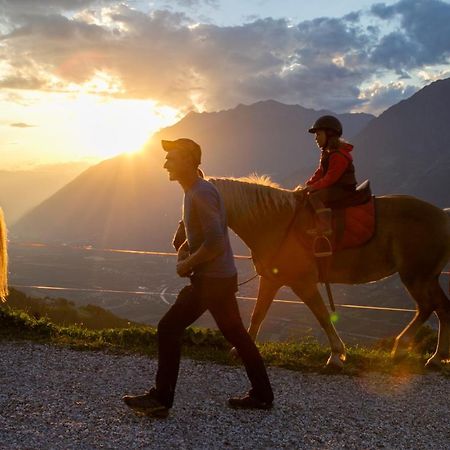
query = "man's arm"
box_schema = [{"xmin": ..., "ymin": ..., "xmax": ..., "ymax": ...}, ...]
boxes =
[
  {"xmin": 176, "ymin": 244, "xmax": 222, "ymax": 276},
  {"xmin": 172, "ymin": 220, "xmax": 186, "ymax": 251},
  {"xmin": 177, "ymin": 240, "xmax": 190, "ymax": 262}
]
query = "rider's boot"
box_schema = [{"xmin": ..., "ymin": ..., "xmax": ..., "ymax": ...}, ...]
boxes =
[{"xmin": 307, "ymin": 208, "xmax": 333, "ymax": 236}]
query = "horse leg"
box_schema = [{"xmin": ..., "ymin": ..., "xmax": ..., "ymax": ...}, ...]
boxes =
[
  {"xmin": 247, "ymin": 276, "xmax": 282, "ymax": 340},
  {"xmin": 392, "ymin": 275, "xmax": 437, "ymax": 363},
  {"xmin": 425, "ymin": 277, "xmax": 450, "ymax": 368},
  {"xmin": 290, "ymin": 280, "xmax": 346, "ymax": 369},
  {"xmin": 229, "ymin": 276, "xmax": 281, "ymax": 359}
]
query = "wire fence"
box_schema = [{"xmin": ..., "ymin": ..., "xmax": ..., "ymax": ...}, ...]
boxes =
[
  {"xmin": 10, "ymin": 283, "xmax": 419, "ymax": 313},
  {"xmin": 13, "ymin": 240, "xmax": 450, "ymax": 313}
]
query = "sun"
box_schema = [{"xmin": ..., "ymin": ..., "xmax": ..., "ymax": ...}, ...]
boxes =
[
  {"xmin": 0, "ymin": 72, "xmax": 183, "ymax": 169},
  {"xmin": 66, "ymin": 72, "xmax": 182, "ymax": 159},
  {"xmin": 72, "ymin": 95, "xmax": 181, "ymax": 159}
]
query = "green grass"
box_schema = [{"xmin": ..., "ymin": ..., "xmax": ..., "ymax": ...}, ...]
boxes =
[
  {"xmin": 1, "ymin": 305, "xmax": 448, "ymax": 377},
  {"xmin": 5, "ymin": 288, "xmax": 141, "ymax": 329}
]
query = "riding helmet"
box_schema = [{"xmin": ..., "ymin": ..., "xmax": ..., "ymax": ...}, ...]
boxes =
[{"xmin": 308, "ymin": 115, "xmax": 343, "ymax": 137}]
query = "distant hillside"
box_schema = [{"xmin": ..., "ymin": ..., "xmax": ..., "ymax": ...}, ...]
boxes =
[
  {"xmin": 12, "ymin": 151, "xmax": 170, "ymax": 248},
  {"xmin": 353, "ymin": 78, "xmax": 450, "ymax": 206},
  {"xmin": 5, "ymin": 288, "xmax": 141, "ymax": 329},
  {"xmin": 0, "ymin": 162, "xmax": 90, "ymax": 225},
  {"xmin": 153, "ymin": 100, "xmax": 372, "ymax": 184},
  {"xmin": 13, "ymin": 101, "xmax": 372, "ymax": 248}
]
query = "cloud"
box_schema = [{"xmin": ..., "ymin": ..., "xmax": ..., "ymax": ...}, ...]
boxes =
[
  {"xmin": 168, "ymin": 0, "xmax": 219, "ymax": 7},
  {"xmin": 358, "ymin": 81, "xmax": 418, "ymax": 115},
  {"xmin": 371, "ymin": 0, "xmax": 450, "ymax": 69},
  {"xmin": 0, "ymin": 1, "xmax": 449, "ymax": 115},
  {"xmin": 10, "ymin": 122, "xmax": 35, "ymax": 128},
  {"xmin": 1, "ymin": 0, "xmax": 111, "ymax": 16},
  {"xmin": 0, "ymin": 75, "xmax": 47, "ymax": 90}
]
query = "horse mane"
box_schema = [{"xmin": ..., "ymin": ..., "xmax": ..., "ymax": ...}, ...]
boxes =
[{"xmin": 207, "ymin": 175, "xmax": 296, "ymax": 228}]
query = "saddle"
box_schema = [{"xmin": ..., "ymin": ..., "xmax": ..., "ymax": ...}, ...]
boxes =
[
  {"xmin": 327, "ymin": 179, "xmax": 372, "ymax": 210},
  {"xmin": 295, "ymin": 180, "xmax": 375, "ymax": 253}
]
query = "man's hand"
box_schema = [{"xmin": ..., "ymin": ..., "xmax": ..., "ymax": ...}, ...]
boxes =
[
  {"xmin": 176, "ymin": 259, "xmax": 192, "ymax": 277},
  {"xmin": 177, "ymin": 247, "xmax": 190, "ymax": 262},
  {"xmin": 177, "ymin": 240, "xmax": 190, "ymax": 262}
]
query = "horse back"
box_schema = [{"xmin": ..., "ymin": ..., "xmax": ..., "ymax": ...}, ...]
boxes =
[{"xmin": 328, "ymin": 195, "xmax": 450, "ymax": 283}]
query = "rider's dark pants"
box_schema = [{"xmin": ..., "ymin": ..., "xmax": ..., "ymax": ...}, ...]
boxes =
[
  {"xmin": 153, "ymin": 274, "xmax": 273, "ymax": 408},
  {"xmin": 308, "ymin": 186, "xmax": 352, "ymax": 210}
]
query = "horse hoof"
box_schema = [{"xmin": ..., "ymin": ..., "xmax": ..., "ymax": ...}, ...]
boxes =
[
  {"xmin": 425, "ymin": 356, "xmax": 444, "ymax": 371},
  {"xmin": 229, "ymin": 347, "xmax": 240, "ymax": 361},
  {"xmin": 326, "ymin": 354, "xmax": 344, "ymax": 371}
]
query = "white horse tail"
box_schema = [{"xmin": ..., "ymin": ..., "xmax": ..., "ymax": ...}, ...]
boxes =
[{"xmin": 0, "ymin": 207, "xmax": 8, "ymax": 302}]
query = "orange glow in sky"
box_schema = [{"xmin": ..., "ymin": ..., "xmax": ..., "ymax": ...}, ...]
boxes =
[{"xmin": 0, "ymin": 72, "xmax": 182, "ymax": 170}]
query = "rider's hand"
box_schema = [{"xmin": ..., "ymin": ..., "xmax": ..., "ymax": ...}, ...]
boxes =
[{"xmin": 294, "ymin": 185, "xmax": 309, "ymax": 197}]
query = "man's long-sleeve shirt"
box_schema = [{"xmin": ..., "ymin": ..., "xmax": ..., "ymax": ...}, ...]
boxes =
[{"xmin": 183, "ymin": 178, "xmax": 236, "ymax": 278}]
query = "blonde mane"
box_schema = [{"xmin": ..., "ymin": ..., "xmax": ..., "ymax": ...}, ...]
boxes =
[
  {"xmin": 0, "ymin": 208, "xmax": 8, "ymax": 301},
  {"xmin": 208, "ymin": 176, "xmax": 295, "ymax": 228}
]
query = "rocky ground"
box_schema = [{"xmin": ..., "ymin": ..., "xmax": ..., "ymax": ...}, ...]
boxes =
[{"xmin": 0, "ymin": 341, "xmax": 449, "ymax": 449}]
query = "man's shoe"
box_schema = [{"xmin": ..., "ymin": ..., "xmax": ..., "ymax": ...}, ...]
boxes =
[
  {"xmin": 228, "ymin": 394, "xmax": 272, "ymax": 410},
  {"xmin": 122, "ymin": 392, "xmax": 169, "ymax": 418}
]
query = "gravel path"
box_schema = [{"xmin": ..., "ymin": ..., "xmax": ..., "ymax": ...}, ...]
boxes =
[{"xmin": 0, "ymin": 341, "xmax": 449, "ymax": 449}]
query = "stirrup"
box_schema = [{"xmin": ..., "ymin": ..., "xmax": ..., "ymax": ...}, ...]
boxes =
[{"xmin": 313, "ymin": 235, "xmax": 333, "ymax": 257}]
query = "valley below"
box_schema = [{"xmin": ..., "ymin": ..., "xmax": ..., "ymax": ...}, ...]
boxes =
[{"xmin": 9, "ymin": 241, "xmax": 444, "ymax": 346}]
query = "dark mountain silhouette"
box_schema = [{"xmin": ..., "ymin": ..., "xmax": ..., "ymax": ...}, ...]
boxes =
[
  {"xmin": 353, "ymin": 78, "xmax": 450, "ymax": 207},
  {"xmin": 12, "ymin": 101, "xmax": 371, "ymax": 249},
  {"xmin": 12, "ymin": 78, "xmax": 450, "ymax": 250}
]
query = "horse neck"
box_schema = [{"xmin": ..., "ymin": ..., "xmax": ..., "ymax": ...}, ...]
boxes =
[
  {"xmin": 213, "ymin": 179, "xmax": 296, "ymax": 258},
  {"xmin": 229, "ymin": 211, "xmax": 294, "ymax": 260}
]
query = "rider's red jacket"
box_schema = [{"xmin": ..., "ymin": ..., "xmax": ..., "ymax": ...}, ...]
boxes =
[{"xmin": 306, "ymin": 143, "xmax": 355, "ymax": 191}]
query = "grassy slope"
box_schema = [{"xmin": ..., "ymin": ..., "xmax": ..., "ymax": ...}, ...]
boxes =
[{"xmin": 1, "ymin": 304, "xmax": 448, "ymax": 377}]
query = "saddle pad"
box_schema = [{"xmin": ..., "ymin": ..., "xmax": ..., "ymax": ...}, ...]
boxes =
[{"xmin": 334, "ymin": 197, "xmax": 375, "ymax": 251}]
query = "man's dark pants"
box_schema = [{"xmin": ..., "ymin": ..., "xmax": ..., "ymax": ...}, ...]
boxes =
[{"xmin": 153, "ymin": 274, "xmax": 273, "ymax": 408}]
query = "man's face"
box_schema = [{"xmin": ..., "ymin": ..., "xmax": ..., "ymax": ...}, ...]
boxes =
[{"xmin": 163, "ymin": 148, "xmax": 194, "ymax": 181}]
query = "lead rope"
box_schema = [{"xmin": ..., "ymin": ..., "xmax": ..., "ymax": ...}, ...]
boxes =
[{"xmin": 237, "ymin": 272, "xmax": 259, "ymax": 287}]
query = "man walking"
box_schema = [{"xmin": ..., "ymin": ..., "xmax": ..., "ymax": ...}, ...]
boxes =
[{"xmin": 122, "ymin": 138, "xmax": 273, "ymax": 418}]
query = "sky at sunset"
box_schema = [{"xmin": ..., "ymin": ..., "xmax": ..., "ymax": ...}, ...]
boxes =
[{"xmin": 1, "ymin": 0, "xmax": 450, "ymax": 169}]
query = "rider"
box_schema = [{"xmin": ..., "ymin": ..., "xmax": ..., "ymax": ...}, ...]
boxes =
[{"xmin": 305, "ymin": 115, "xmax": 357, "ymax": 237}]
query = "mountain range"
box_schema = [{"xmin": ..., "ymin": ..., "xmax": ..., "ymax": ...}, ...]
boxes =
[
  {"xmin": 0, "ymin": 162, "xmax": 90, "ymax": 225},
  {"xmin": 12, "ymin": 78, "xmax": 450, "ymax": 250}
]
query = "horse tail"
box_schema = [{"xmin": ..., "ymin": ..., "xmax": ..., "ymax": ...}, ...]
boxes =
[{"xmin": 0, "ymin": 208, "xmax": 8, "ymax": 302}]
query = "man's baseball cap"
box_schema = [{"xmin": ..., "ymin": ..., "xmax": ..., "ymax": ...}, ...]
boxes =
[{"xmin": 161, "ymin": 138, "xmax": 201, "ymax": 165}]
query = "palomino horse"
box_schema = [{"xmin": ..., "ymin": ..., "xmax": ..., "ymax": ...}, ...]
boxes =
[
  {"xmin": 0, "ymin": 208, "xmax": 7, "ymax": 302},
  {"xmin": 174, "ymin": 177, "xmax": 450, "ymax": 369}
]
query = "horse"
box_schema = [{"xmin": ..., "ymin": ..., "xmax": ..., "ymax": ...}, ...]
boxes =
[
  {"xmin": 0, "ymin": 207, "xmax": 8, "ymax": 302},
  {"xmin": 173, "ymin": 176, "xmax": 450, "ymax": 369}
]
